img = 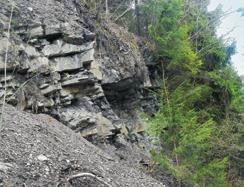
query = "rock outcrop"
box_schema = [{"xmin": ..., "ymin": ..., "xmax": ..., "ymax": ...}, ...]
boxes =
[
  {"xmin": 0, "ymin": 105, "xmax": 164, "ymax": 187},
  {"xmin": 0, "ymin": 0, "xmax": 154, "ymax": 139},
  {"xmin": 0, "ymin": 0, "xmax": 175, "ymax": 186}
]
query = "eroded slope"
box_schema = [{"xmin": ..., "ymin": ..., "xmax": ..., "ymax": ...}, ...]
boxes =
[{"xmin": 0, "ymin": 105, "xmax": 164, "ymax": 187}]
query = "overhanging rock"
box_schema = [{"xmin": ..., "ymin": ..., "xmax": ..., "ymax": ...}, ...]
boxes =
[{"xmin": 0, "ymin": 0, "xmax": 152, "ymax": 140}]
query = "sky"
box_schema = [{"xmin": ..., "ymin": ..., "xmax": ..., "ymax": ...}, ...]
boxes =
[{"xmin": 208, "ymin": 0, "xmax": 244, "ymax": 75}]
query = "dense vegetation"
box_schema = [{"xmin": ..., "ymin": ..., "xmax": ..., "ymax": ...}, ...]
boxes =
[
  {"xmin": 88, "ymin": 0, "xmax": 243, "ymax": 186},
  {"xmin": 140, "ymin": 0, "xmax": 244, "ymax": 186}
]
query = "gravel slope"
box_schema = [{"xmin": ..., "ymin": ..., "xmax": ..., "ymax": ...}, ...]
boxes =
[{"xmin": 0, "ymin": 105, "xmax": 164, "ymax": 187}]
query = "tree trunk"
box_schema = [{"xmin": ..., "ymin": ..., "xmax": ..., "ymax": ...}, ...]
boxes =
[
  {"xmin": 105, "ymin": 0, "xmax": 109, "ymax": 16},
  {"xmin": 135, "ymin": 0, "xmax": 141, "ymax": 35}
]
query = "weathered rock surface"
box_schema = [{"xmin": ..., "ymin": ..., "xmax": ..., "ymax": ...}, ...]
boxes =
[
  {"xmin": 0, "ymin": 105, "xmax": 164, "ymax": 187},
  {"xmin": 0, "ymin": 0, "xmax": 173, "ymax": 186},
  {"xmin": 0, "ymin": 0, "xmax": 155, "ymax": 139}
]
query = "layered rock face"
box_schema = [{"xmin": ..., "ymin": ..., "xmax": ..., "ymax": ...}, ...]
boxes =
[{"xmin": 0, "ymin": 0, "xmax": 154, "ymax": 139}]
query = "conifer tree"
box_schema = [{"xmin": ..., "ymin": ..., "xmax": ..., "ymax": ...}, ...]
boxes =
[{"xmin": 142, "ymin": 0, "xmax": 243, "ymax": 186}]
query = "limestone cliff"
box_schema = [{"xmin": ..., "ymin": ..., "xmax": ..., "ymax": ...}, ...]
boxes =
[
  {"xmin": 0, "ymin": 0, "xmax": 155, "ymax": 140},
  {"xmin": 0, "ymin": 0, "xmax": 172, "ymax": 186}
]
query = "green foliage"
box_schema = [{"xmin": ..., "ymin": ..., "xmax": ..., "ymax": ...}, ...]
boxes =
[
  {"xmin": 143, "ymin": 0, "xmax": 244, "ymax": 186},
  {"xmin": 146, "ymin": 81, "xmax": 228, "ymax": 186},
  {"xmin": 147, "ymin": 0, "xmax": 202, "ymax": 74}
]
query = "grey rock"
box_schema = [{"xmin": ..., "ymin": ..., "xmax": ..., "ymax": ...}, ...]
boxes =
[
  {"xmin": 61, "ymin": 72, "xmax": 95, "ymax": 87},
  {"xmin": 0, "ymin": 75, "xmax": 13, "ymax": 82},
  {"xmin": 50, "ymin": 55, "xmax": 83, "ymax": 72},
  {"xmin": 50, "ymin": 71, "xmax": 61, "ymax": 83},
  {"xmin": 37, "ymin": 154, "xmax": 48, "ymax": 161},
  {"xmin": 0, "ymin": 90, "xmax": 4, "ymax": 98},
  {"xmin": 45, "ymin": 24, "xmax": 62, "ymax": 37},
  {"xmin": 60, "ymin": 89, "xmax": 70, "ymax": 98},
  {"xmin": 59, "ymin": 106, "xmax": 116, "ymax": 138},
  {"xmin": 63, "ymin": 29, "xmax": 96, "ymax": 45},
  {"xmin": 80, "ymin": 48, "xmax": 95, "ymax": 65},
  {"xmin": 41, "ymin": 84, "xmax": 62, "ymax": 95},
  {"xmin": 39, "ymin": 83, "xmax": 49, "ymax": 89},
  {"xmin": 61, "ymin": 94, "xmax": 74, "ymax": 102},
  {"xmin": 63, "ymin": 32, "xmax": 85, "ymax": 45},
  {"xmin": 44, "ymin": 99, "xmax": 55, "ymax": 108},
  {"xmin": 90, "ymin": 59, "xmax": 103, "ymax": 80},
  {"xmin": 29, "ymin": 26, "xmax": 43, "ymax": 38},
  {"xmin": 0, "ymin": 38, "xmax": 19, "ymax": 72},
  {"xmin": 0, "ymin": 0, "xmax": 156, "ymax": 149},
  {"xmin": 62, "ymin": 101, "xmax": 72, "ymax": 106},
  {"xmin": 0, "ymin": 56, "xmax": 18, "ymax": 72},
  {"xmin": 62, "ymin": 77, "xmax": 89, "ymax": 86},
  {"xmin": 0, "ymin": 37, "xmax": 9, "ymax": 52},
  {"xmin": 0, "ymin": 162, "xmax": 13, "ymax": 172},
  {"xmin": 81, "ymin": 113, "xmax": 116, "ymax": 138},
  {"xmin": 28, "ymin": 57, "xmax": 49, "ymax": 72},
  {"xmin": 24, "ymin": 45, "xmax": 40, "ymax": 57},
  {"xmin": 84, "ymin": 30, "xmax": 96, "ymax": 41},
  {"xmin": 50, "ymin": 49, "xmax": 94, "ymax": 72},
  {"xmin": 59, "ymin": 106, "xmax": 95, "ymax": 130},
  {"xmin": 0, "ymin": 0, "xmax": 168, "ymax": 183},
  {"xmin": 0, "ymin": 105, "xmax": 164, "ymax": 187},
  {"xmin": 42, "ymin": 40, "xmax": 94, "ymax": 57}
]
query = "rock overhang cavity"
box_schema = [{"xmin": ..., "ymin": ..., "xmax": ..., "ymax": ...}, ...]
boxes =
[{"xmin": 0, "ymin": 0, "xmax": 153, "ymax": 140}]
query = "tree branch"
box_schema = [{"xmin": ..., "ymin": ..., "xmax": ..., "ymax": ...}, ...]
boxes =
[
  {"xmin": 57, "ymin": 172, "xmax": 112, "ymax": 187},
  {"xmin": 0, "ymin": 2, "xmax": 14, "ymax": 129},
  {"xmin": 114, "ymin": 7, "xmax": 132, "ymax": 22}
]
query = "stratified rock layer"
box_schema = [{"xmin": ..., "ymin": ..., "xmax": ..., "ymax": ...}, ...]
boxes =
[{"xmin": 0, "ymin": 0, "xmax": 154, "ymax": 139}]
